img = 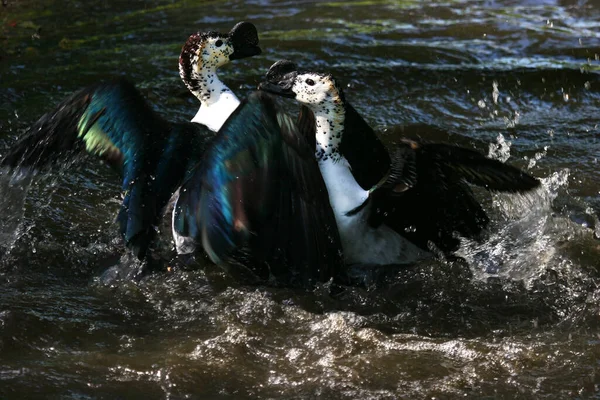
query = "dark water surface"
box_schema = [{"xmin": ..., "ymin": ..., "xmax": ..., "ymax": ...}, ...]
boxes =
[{"xmin": 1, "ymin": 0, "xmax": 600, "ymax": 398}]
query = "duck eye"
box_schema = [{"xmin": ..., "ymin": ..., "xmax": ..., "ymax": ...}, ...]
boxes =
[
  {"xmin": 305, "ymin": 79, "xmax": 315, "ymax": 86},
  {"xmin": 215, "ymin": 39, "xmax": 223, "ymax": 47}
]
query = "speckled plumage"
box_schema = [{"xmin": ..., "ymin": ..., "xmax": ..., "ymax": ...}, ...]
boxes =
[
  {"xmin": 179, "ymin": 21, "xmax": 261, "ymax": 132},
  {"xmin": 179, "ymin": 31, "xmax": 233, "ymax": 100},
  {"xmin": 260, "ymin": 61, "xmax": 541, "ymax": 262}
]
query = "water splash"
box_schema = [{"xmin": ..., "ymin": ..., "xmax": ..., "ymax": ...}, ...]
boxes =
[
  {"xmin": 458, "ymin": 168, "xmax": 572, "ymax": 286},
  {"xmin": 492, "ymin": 80, "xmax": 499, "ymax": 105},
  {"xmin": 487, "ymin": 133, "xmax": 511, "ymax": 162},
  {"xmin": 526, "ymin": 146, "xmax": 549, "ymax": 170}
]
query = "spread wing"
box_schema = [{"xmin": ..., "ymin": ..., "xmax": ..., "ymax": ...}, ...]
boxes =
[
  {"xmin": 1, "ymin": 78, "xmax": 214, "ymax": 259},
  {"xmin": 369, "ymin": 139, "xmax": 541, "ymax": 254},
  {"xmin": 173, "ymin": 92, "xmax": 344, "ymax": 287},
  {"xmin": 1, "ymin": 78, "xmax": 165, "ymax": 172}
]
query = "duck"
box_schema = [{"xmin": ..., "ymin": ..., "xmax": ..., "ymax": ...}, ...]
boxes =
[
  {"xmin": 171, "ymin": 90, "xmax": 344, "ymax": 287},
  {"xmin": 180, "ymin": 22, "xmax": 258, "ymax": 133},
  {"xmin": 1, "ymin": 27, "xmax": 344, "ymax": 287},
  {"xmin": 0, "ymin": 22, "xmax": 262, "ymax": 262},
  {"xmin": 259, "ymin": 60, "xmax": 541, "ymax": 266}
]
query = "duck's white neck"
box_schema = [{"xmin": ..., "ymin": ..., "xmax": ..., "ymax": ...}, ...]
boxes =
[
  {"xmin": 313, "ymin": 102, "xmax": 345, "ymax": 162},
  {"xmin": 311, "ymin": 103, "xmax": 427, "ymax": 266},
  {"xmin": 189, "ymin": 66, "xmax": 240, "ymax": 132},
  {"xmin": 311, "ymin": 105, "xmax": 368, "ymax": 218}
]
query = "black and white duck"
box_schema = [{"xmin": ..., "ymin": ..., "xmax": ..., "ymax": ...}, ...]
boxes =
[
  {"xmin": 259, "ymin": 60, "xmax": 541, "ymax": 266},
  {"xmin": 0, "ymin": 22, "xmax": 261, "ymax": 262},
  {"xmin": 1, "ymin": 27, "xmax": 344, "ymax": 287}
]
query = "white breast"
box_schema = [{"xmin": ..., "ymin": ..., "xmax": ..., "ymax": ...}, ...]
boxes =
[
  {"xmin": 191, "ymin": 91, "xmax": 241, "ymax": 132},
  {"xmin": 319, "ymin": 158, "xmax": 369, "ymax": 216},
  {"xmin": 318, "ymin": 158, "xmax": 426, "ymax": 265}
]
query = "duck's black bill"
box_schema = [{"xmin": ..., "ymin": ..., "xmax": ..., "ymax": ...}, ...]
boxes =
[
  {"xmin": 265, "ymin": 60, "xmax": 298, "ymax": 82},
  {"xmin": 229, "ymin": 21, "xmax": 262, "ymax": 60},
  {"xmin": 258, "ymin": 60, "xmax": 299, "ymax": 98},
  {"xmin": 257, "ymin": 81, "xmax": 296, "ymax": 98}
]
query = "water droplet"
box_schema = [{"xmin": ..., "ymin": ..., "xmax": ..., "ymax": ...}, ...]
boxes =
[
  {"xmin": 488, "ymin": 133, "xmax": 512, "ymax": 162},
  {"xmin": 492, "ymin": 81, "xmax": 499, "ymax": 104}
]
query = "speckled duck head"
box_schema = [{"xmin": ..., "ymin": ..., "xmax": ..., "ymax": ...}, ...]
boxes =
[
  {"xmin": 259, "ymin": 60, "xmax": 347, "ymax": 161},
  {"xmin": 260, "ymin": 60, "xmax": 345, "ymax": 108},
  {"xmin": 261, "ymin": 60, "xmax": 394, "ymax": 189},
  {"xmin": 179, "ymin": 22, "xmax": 261, "ymax": 131},
  {"xmin": 179, "ymin": 21, "xmax": 261, "ymax": 100}
]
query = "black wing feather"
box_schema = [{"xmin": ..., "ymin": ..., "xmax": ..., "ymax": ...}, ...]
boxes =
[
  {"xmin": 370, "ymin": 139, "xmax": 540, "ymax": 254},
  {"xmin": 341, "ymin": 103, "xmax": 391, "ymax": 190},
  {"xmin": 174, "ymin": 92, "xmax": 344, "ymax": 287}
]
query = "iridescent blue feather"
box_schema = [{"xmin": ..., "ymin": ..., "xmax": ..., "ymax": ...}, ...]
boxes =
[
  {"xmin": 1, "ymin": 78, "xmax": 214, "ymax": 260},
  {"xmin": 174, "ymin": 92, "xmax": 344, "ymax": 287}
]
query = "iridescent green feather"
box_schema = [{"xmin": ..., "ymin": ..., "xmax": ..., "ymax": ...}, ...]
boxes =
[
  {"xmin": 1, "ymin": 78, "xmax": 214, "ymax": 261},
  {"xmin": 77, "ymin": 122, "xmax": 121, "ymax": 159}
]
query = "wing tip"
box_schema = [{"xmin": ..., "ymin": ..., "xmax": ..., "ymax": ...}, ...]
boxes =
[{"xmin": 486, "ymin": 168, "xmax": 542, "ymax": 193}]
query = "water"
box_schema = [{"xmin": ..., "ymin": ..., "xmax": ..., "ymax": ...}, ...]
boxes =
[{"xmin": 1, "ymin": 0, "xmax": 600, "ymax": 398}]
